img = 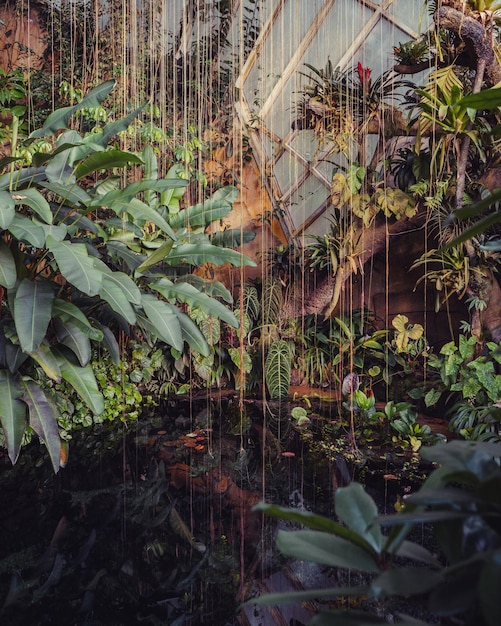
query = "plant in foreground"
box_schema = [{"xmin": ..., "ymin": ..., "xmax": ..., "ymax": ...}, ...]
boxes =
[
  {"xmin": 247, "ymin": 439, "xmax": 501, "ymax": 626},
  {"xmin": 0, "ymin": 80, "xmax": 255, "ymax": 472}
]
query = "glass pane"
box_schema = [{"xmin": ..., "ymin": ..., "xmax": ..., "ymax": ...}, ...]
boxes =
[
  {"xmin": 243, "ymin": 0, "xmax": 319, "ymax": 108},
  {"xmin": 273, "ymin": 152, "xmax": 305, "ymax": 195},
  {"xmin": 286, "ymin": 176, "xmax": 330, "ymax": 231},
  {"xmin": 301, "ymin": 0, "xmax": 374, "ymax": 71},
  {"xmin": 288, "ymin": 130, "xmax": 319, "ymax": 163},
  {"xmin": 388, "ymin": 0, "xmax": 432, "ymax": 34}
]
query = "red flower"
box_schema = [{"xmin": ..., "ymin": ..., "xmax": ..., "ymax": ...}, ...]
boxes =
[{"xmin": 357, "ymin": 61, "xmax": 372, "ymax": 88}]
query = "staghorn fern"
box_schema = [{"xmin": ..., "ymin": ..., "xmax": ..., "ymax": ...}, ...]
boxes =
[{"xmin": 265, "ymin": 340, "xmax": 293, "ymax": 400}]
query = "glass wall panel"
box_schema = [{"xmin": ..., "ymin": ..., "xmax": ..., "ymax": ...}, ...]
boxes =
[
  {"xmin": 273, "ymin": 152, "xmax": 305, "ymax": 195},
  {"xmin": 388, "ymin": 0, "xmax": 432, "ymax": 33},
  {"xmin": 286, "ymin": 177, "xmax": 330, "ymax": 231},
  {"xmin": 243, "ymin": 0, "xmax": 318, "ymax": 110}
]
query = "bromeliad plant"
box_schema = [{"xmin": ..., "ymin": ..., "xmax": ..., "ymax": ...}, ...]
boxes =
[{"xmin": 0, "ymin": 80, "xmax": 255, "ymax": 472}]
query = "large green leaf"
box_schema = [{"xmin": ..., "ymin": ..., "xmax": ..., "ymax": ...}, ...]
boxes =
[
  {"xmin": 74, "ymin": 149, "xmax": 144, "ymax": 180},
  {"xmin": 371, "ymin": 567, "xmax": 442, "ymax": 598},
  {"xmin": 178, "ymin": 275, "xmax": 233, "ymax": 303},
  {"xmin": 247, "ymin": 586, "xmax": 370, "ymax": 608},
  {"xmin": 45, "ymin": 141, "xmax": 76, "ymax": 185},
  {"xmin": 335, "ymin": 483, "xmax": 383, "ymax": 553},
  {"xmin": 54, "ymin": 319, "xmax": 91, "ymax": 367},
  {"xmin": 29, "ymin": 344, "xmax": 61, "ymax": 381},
  {"xmin": 135, "ymin": 240, "xmax": 174, "ymax": 273},
  {"xmin": 276, "ymin": 529, "xmax": 380, "ymax": 572},
  {"xmin": 12, "ymin": 187, "xmax": 53, "ymax": 224},
  {"xmin": 265, "ymin": 339, "xmax": 291, "ymax": 399},
  {"xmin": 99, "ymin": 275, "xmax": 137, "ymax": 324},
  {"xmin": 0, "ymin": 370, "xmax": 26, "ymax": 464},
  {"xmin": 141, "ymin": 294, "xmax": 183, "ymax": 351},
  {"xmin": 176, "ymin": 311, "xmax": 210, "ymax": 356},
  {"xmin": 106, "ymin": 241, "xmax": 147, "ymax": 272},
  {"xmin": 8, "ymin": 213, "xmax": 46, "ymax": 247},
  {"xmin": 93, "ymin": 262, "xmax": 141, "ymax": 305},
  {"xmin": 210, "ymin": 229, "xmax": 256, "ymax": 247},
  {"xmin": 0, "ymin": 240, "xmax": 17, "ymax": 288},
  {"xmin": 30, "ymin": 80, "xmax": 116, "ymax": 137},
  {"xmin": 0, "ymin": 190, "xmax": 15, "ymax": 229},
  {"xmin": 153, "ymin": 279, "xmax": 238, "ymax": 327},
  {"xmin": 168, "ymin": 198, "xmax": 234, "ymax": 230},
  {"xmin": 39, "ymin": 180, "xmax": 91, "ymax": 207},
  {"xmin": 254, "ymin": 502, "xmax": 379, "ymax": 552},
  {"xmin": 54, "ymin": 348, "xmax": 104, "ymax": 415},
  {"xmin": 165, "ymin": 243, "xmax": 256, "ymax": 267},
  {"xmin": 459, "ymin": 87, "xmax": 501, "ymax": 110},
  {"xmin": 109, "ymin": 197, "xmax": 177, "ymax": 240},
  {"xmin": 13, "ymin": 278, "xmax": 54, "ymax": 352},
  {"xmin": 47, "ymin": 236, "xmax": 103, "ymax": 296},
  {"xmin": 52, "ymin": 299, "xmax": 104, "ymax": 341},
  {"xmin": 21, "ymin": 379, "xmax": 61, "ymax": 473},
  {"xmin": 92, "ymin": 320, "xmax": 120, "ymax": 364}
]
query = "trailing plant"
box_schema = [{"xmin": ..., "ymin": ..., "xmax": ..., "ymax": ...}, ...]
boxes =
[
  {"xmin": 248, "ymin": 439, "xmax": 501, "ymax": 626},
  {"xmin": 0, "ymin": 80, "xmax": 255, "ymax": 471}
]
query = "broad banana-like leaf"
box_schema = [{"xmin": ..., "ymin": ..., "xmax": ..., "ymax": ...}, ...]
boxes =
[
  {"xmin": 52, "ymin": 299, "xmax": 104, "ymax": 341},
  {"xmin": 38, "ymin": 222, "xmax": 68, "ymax": 242},
  {"xmin": 46, "ymin": 236, "xmax": 103, "ymax": 296},
  {"xmin": 12, "ymin": 187, "xmax": 53, "ymax": 224},
  {"xmin": 153, "ymin": 279, "xmax": 238, "ymax": 328},
  {"xmin": 54, "ymin": 318, "xmax": 91, "ymax": 367},
  {"xmin": 165, "ymin": 243, "xmax": 256, "ymax": 267},
  {"xmin": 168, "ymin": 186, "xmax": 238, "ymax": 229},
  {"xmin": 45, "ymin": 142, "xmax": 76, "ymax": 185},
  {"xmin": 22, "ymin": 379, "xmax": 61, "ymax": 473},
  {"xmin": 109, "ymin": 197, "xmax": 177, "ymax": 241},
  {"xmin": 8, "ymin": 213, "xmax": 46, "ymax": 247},
  {"xmin": 0, "ymin": 370, "xmax": 26, "ymax": 465},
  {"xmin": 210, "ymin": 229, "xmax": 256, "ymax": 247},
  {"xmin": 175, "ymin": 311, "xmax": 210, "ymax": 356},
  {"xmin": 141, "ymin": 294, "xmax": 183, "ymax": 351},
  {"xmin": 179, "ymin": 275, "xmax": 233, "ymax": 303},
  {"xmin": 74, "ymin": 150, "xmax": 144, "ymax": 180},
  {"xmin": 92, "ymin": 320, "xmax": 120, "ymax": 364},
  {"xmin": 0, "ymin": 240, "xmax": 17, "ymax": 288},
  {"xmin": 93, "ymin": 260, "xmax": 141, "ymax": 304},
  {"xmin": 13, "ymin": 278, "xmax": 54, "ymax": 352},
  {"xmin": 92, "ymin": 104, "xmax": 147, "ymax": 149},
  {"xmin": 29, "ymin": 343, "xmax": 62, "ymax": 381},
  {"xmin": 99, "ymin": 275, "xmax": 136, "ymax": 324},
  {"xmin": 135, "ymin": 240, "xmax": 174, "ymax": 273},
  {"xmin": 54, "ymin": 347, "xmax": 104, "ymax": 415},
  {"xmin": 106, "ymin": 241, "xmax": 146, "ymax": 272},
  {"xmin": 91, "ymin": 179, "xmax": 188, "ymax": 208},
  {"xmin": 0, "ymin": 190, "xmax": 15, "ymax": 229},
  {"xmin": 30, "ymin": 80, "xmax": 116, "ymax": 137},
  {"xmin": 5, "ymin": 340, "xmax": 28, "ymax": 373},
  {"xmin": 0, "ymin": 167, "xmax": 46, "ymax": 191},
  {"xmin": 39, "ymin": 180, "xmax": 91, "ymax": 207}
]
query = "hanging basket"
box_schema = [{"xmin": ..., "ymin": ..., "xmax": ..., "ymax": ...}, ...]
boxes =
[{"xmin": 393, "ymin": 61, "xmax": 431, "ymax": 75}]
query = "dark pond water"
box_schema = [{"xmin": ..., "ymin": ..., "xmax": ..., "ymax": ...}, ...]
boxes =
[{"xmin": 0, "ymin": 392, "xmax": 433, "ymax": 625}]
